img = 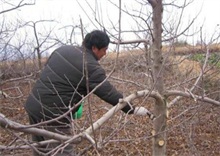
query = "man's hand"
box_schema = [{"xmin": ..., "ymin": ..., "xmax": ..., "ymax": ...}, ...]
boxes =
[{"xmin": 134, "ymin": 107, "xmax": 156, "ymax": 120}]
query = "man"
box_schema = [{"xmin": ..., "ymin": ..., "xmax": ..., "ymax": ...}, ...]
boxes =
[{"xmin": 25, "ymin": 30, "xmax": 151, "ymax": 155}]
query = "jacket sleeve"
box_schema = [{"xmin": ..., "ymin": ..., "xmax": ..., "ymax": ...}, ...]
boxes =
[{"xmin": 87, "ymin": 63, "xmax": 134, "ymax": 114}]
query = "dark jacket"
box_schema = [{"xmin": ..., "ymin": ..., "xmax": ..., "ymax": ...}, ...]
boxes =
[{"xmin": 25, "ymin": 45, "xmax": 134, "ymax": 125}]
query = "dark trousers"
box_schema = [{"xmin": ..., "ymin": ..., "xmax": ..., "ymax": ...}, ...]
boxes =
[{"xmin": 28, "ymin": 115, "xmax": 75, "ymax": 156}]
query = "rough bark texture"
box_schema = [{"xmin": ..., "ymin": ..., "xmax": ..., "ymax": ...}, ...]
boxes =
[{"xmin": 150, "ymin": 0, "xmax": 167, "ymax": 155}]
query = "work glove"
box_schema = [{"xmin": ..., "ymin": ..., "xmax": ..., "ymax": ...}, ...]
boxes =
[{"xmin": 134, "ymin": 107, "xmax": 156, "ymax": 120}]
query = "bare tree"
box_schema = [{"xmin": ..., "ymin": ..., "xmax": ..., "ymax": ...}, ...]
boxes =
[
  {"xmin": 0, "ymin": 0, "xmax": 35, "ymax": 97},
  {"xmin": 23, "ymin": 20, "xmax": 59, "ymax": 69},
  {"xmin": 87, "ymin": 0, "xmax": 220, "ymax": 155}
]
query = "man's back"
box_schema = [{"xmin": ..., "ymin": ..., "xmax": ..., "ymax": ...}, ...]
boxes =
[{"xmin": 25, "ymin": 46, "xmax": 91, "ymax": 123}]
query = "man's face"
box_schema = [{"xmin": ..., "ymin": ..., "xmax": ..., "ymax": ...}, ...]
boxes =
[{"xmin": 92, "ymin": 46, "xmax": 108, "ymax": 60}]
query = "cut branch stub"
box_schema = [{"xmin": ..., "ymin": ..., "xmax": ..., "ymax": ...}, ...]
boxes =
[{"xmin": 158, "ymin": 139, "xmax": 165, "ymax": 146}]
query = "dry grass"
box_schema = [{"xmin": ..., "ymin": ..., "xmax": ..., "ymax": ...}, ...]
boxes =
[{"xmin": 163, "ymin": 43, "xmax": 220, "ymax": 55}]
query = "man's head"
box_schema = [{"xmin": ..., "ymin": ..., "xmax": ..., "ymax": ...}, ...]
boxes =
[{"xmin": 83, "ymin": 30, "xmax": 110, "ymax": 60}]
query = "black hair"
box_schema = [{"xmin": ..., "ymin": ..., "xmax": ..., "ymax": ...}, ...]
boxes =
[{"xmin": 82, "ymin": 30, "xmax": 110, "ymax": 50}]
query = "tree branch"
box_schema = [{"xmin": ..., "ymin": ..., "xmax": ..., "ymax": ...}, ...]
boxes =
[
  {"xmin": 83, "ymin": 89, "xmax": 159, "ymax": 136},
  {"xmin": 148, "ymin": 0, "xmax": 157, "ymax": 8},
  {"xmin": 165, "ymin": 90, "xmax": 220, "ymax": 106},
  {"xmin": 0, "ymin": 0, "xmax": 35, "ymax": 14},
  {"xmin": 167, "ymin": 46, "xmax": 212, "ymax": 108},
  {"xmin": 0, "ymin": 113, "xmax": 79, "ymax": 142},
  {"xmin": 111, "ymin": 39, "xmax": 149, "ymax": 45}
]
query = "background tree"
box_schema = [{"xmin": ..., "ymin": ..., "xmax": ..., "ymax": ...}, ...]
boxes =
[{"xmin": 25, "ymin": 20, "xmax": 59, "ymax": 70}]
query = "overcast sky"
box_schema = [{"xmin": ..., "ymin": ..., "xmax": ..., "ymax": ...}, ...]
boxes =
[
  {"xmin": 185, "ymin": 0, "xmax": 220, "ymax": 42},
  {"xmin": 1, "ymin": 0, "xmax": 220, "ymax": 46},
  {"xmin": 15, "ymin": 0, "xmax": 220, "ymax": 29}
]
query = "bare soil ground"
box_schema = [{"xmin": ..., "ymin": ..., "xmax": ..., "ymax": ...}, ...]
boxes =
[{"xmin": 0, "ymin": 46, "xmax": 220, "ymax": 156}]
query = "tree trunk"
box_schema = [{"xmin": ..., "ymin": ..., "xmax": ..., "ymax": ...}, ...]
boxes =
[
  {"xmin": 150, "ymin": 0, "xmax": 167, "ymax": 155},
  {"xmin": 36, "ymin": 47, "xmax": 42, "ymax": 70}
]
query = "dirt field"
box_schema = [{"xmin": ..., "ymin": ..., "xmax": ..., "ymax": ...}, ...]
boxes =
[{"xmin": 0, "ymin": 47, "xmax": 220, "ymax": 156}]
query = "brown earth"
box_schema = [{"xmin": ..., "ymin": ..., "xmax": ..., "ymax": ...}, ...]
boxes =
[{"xmin": 0, "ymin": 46, "xmax": 220, "ymax": 156}]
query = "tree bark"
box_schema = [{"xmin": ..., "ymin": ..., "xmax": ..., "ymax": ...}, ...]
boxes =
[{"xmin": 149, "ymin": 0, "xmax": 167, "ymax": 155}]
